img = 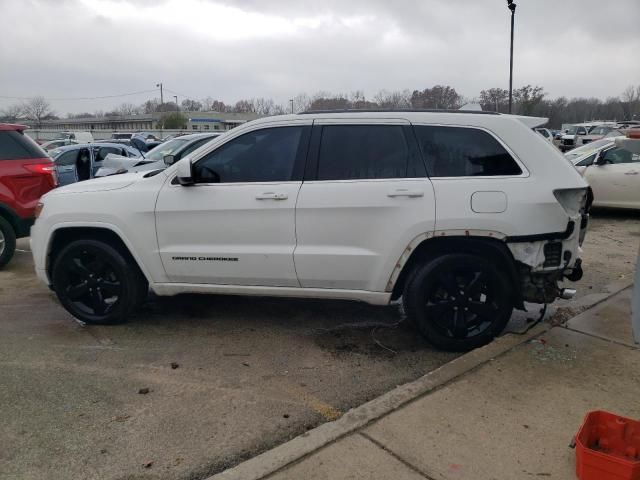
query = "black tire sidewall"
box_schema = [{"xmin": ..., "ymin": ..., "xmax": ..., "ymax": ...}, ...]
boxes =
[
  {"xmin": 404, "ymin": 254, "xmax": 513, "ymax": 352},
  {"xmin": 0, "ymin": 216, "xmax": 17, "ymax": 269},
  {"xmin": 52, "ymin": 239, "xmax": 140, "ymax": 324}
]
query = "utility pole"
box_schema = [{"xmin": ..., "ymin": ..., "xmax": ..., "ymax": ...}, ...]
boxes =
[
  {"xmin": 290, "ymin": 99, "xmax": 294, "ymax": 114},
  {"xmin": 507, "ymin": 1, "xmax": 516, "ymax": 114},
  {"xmin": 174, "ymin": 95, "xmax": 178, "ymax": 111},
  {"xmin": 156, "ymin": 82, "xmax": 164, "ymax": 106}
]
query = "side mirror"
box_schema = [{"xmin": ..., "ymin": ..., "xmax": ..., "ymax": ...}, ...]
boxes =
[
  {"xmin": 176, "ymin": 159, "xmax": 194, "ymax": 185},
  {"xmin": 163, "ymin": 154, "xmax": 175, "ymax": 166}
]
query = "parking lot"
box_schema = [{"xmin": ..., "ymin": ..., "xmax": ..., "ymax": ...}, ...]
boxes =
[{"xmin": 1, "ymin": 210, "xmax": 638, "ymax": 480}]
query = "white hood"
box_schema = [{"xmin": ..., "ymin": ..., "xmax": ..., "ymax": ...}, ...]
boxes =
[{"xmin": 48, "ymin": 172, "xmax": 143, "ymax": 195}]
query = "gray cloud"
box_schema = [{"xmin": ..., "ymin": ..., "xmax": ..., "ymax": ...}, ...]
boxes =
[{"xmin": 1, "ymin": 0, "xmax": 638, "ymax": 114}]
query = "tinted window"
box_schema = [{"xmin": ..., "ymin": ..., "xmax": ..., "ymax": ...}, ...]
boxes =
[
  {"xmin": 317, "ymin": 125, "xmax": 414, "ymax": 180},
  {"xmin": 576, "ymin": 153, "xmax": 596, "ymax": 167},
  {"xmin": 194, "ymin": 127, "xmax": 303, "ymax": 183},
  {"xmin": 0, "ymin": 131, "xmax": 48, "ymax": 160},
  {"xmin": 413, "ymin": 126, "xmax": 522, "ymax": 177},
  {"xmin": 601, "ymin": 147, "xmax": 640, "ymax": 165},
  {"xmin": 179, "ymin": 137, "xmax": 214, "ymax": 159}
]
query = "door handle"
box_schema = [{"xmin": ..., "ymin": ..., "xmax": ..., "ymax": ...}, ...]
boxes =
[
  {"xmin": 624, "ymin": 171, "xmax": 638, "ymax": 175},
  {"xmin": 256, "ymin": 192, "xmax": 288, "ymax": 200},
  {"xmin": 387, "ymin": 189, "xmax": 424, "ymax": 198}
]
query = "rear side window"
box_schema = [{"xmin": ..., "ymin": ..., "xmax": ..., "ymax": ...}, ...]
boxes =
[
  {"xmin": 0, "ymin": 131, "xmax": 48, "ymax": 160},
  {"xmin": 317, "ymin": 125, "xmax": 420, "ymax": 180},
  {"xmin": 413, "ymin": 126, "xmax": 522, "ymax": 177}
]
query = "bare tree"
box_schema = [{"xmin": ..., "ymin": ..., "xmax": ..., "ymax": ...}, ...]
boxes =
[
  {"xmin": 22, "ymin": 96, "xmax": 54, "ymax": 127},
  {"xmin": 375, "ymin": 89, "xmax": 411, "ymax": 109},
  {"xmin": 291, "ymin": 93, "xmax": 311, "ymax": 113},
  {"xmin": 181, "ymin": 99, "xmax": 202, "ymax": 112},
  {"xmin": 116, "ymin": 102, "xmax": 140, "ymax": 116},
  {"xmin": 232, "ymin": 99, "xmax": 255, "ymax": 113},
  {"xmin": 0, "ymin": 104, "xmax": 24, "ymax": 122},
  {"xmin": 141, "ymin": 99, "xmax": 159, "ymax": 114},
  {"xmin": 621, "ymin": 85, "xmax": 640, "ymax": 120}
]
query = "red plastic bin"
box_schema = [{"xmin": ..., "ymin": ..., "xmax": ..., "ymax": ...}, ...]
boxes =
[{"xmin": 576, "ymin": 410, "xmax": 640, "ymax": 480}]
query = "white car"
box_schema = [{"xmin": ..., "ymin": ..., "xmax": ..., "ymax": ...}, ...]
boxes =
[
  {"xmin": 31, "ymin": 111, "xmax": 589, "ymax": 351},
  {"xmin": 567, "ymin": 137, "xmax": 640, "ymax": 210},
  {"xmin": 95, "ymin": 132, "xmax": 222, "ymax": 177},
  {"xmin": 535, "ymin": 128, "xmax": 554, "ymax": 143}
]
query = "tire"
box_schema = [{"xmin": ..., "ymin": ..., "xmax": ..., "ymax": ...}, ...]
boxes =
[
  {"xmin": 52, "ymin": 239, "xmax": 144, "ymax": 324},
  {"xmin": 0, "ymin": 216, "xmax": 17, "ymax": 270},
  {"xmin": 403, "ymin": 254, "xmax": 513, "ymax": 352}
]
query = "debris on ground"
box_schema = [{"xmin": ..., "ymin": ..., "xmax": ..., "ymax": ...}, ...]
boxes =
[
  {"xmin": 170, "ymin": 362, "xmax": 179, "ymax": 369},
  {"xmin": 143, "ymin": 460, "xmax": 153, "ymax": 468},
  {"xmin": 138, "ymin": 388, "xmax": 150, "ymax": 395}
]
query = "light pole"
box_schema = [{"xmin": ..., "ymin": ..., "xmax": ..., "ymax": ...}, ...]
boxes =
[
  {"xmin": 156, "ymin": 82, "xmax": 164, "ymax": 105},
  {"xmin": 290, "ymin": 99, "xmax": 294, "ymax": 114},
  {"xmin": 174, "ymin": 95, "xmax": 178, "ymax": 111},
  {"xmin": 507, "ymin": 1, "xmax": 516, "ymax": 114}
]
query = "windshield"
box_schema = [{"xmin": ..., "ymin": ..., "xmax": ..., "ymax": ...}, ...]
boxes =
[
  {"xmin": 565, "ymin": 139, "xmax": 613, "ymax": 161},
  {"xmin": 145, "ymin": 138, "xmax": 191, "ymax": 161},
  {"xmin": 588, "ymin": 126, "xmax": 611, "ymax": 135},
  {"xmin": 565, "ymin": 126, "xmax": 578, "ymax": 135}
]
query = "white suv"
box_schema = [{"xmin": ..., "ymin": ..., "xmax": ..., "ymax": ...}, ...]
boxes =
[{"xmin": 31, "ymin": 111, "xmax": 590, "ymax": 351}]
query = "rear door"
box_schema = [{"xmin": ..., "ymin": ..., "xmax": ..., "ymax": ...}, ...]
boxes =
[
  {"xmin": 294, "ymin": 120, "xmax": 436, "ymax": 292},
  {"xmin": 587, "ymin": 146, "xmax": 640, "ymax": 208}
]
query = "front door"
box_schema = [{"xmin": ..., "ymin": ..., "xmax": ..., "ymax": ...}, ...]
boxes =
[
  {"xmin": 155, "ymin": 124, "xmax": 310, "ymax": 286},
  {"xmin": 587, "ymin": 146, "xmax": 640, "ymax": 208},
  {"xmin": 53, "ymin": 150, "xmax": 79, "ymax": 186},
  {"xmin": 294, "ymin": 120, "xmax": 436, "ymax": 292}
]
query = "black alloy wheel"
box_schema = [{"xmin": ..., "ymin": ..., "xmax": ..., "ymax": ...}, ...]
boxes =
[
  {"xmin": 52, "ymin": 239, "xmax": 143, "ymax": 324},
  {"xmin": 404, "ymin": 254, "xmax": 513, "ymax": 351}
]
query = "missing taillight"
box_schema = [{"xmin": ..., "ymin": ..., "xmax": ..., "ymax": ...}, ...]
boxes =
[{"xmin": 553, "ymin": 188, "xmax": 588, "ymax": 217}]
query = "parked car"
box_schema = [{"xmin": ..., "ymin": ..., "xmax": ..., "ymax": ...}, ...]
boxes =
[
  {"xmin": 95, "ymin": 132, "xmax": 221, "ymax": 177},
  {"xmin": 49, "ymin": 143, "xmax": 142, "ymax": 186},
  {"xmin": 579, "ymin": 125, "xmax": 621, "ymax": 145},
  {"xmin": 567, "ymin": 134, "xmax": 640, "ymax": 210},
  {"xmin": 57, "ymin": 131, "xmax": 94, "ymax": 143},
  {"xmin": 0, "ymin": 124, "xmax": 57, "ymax": 268},
  {"xmin": 40, "ymin": 139, "xmax": 78, "ymax": 151},
  {"xmin": 559, "ymin": 124, "xmax": 591, "ymax": 152},
  {"xmin": 96, "ymin": 137, "xmax": 158, "ymax": 153},
  {"xmin": 111, "ymin": 132, "xmax": 133, "ymax": 140},
  {"xmin": 31, "ymin": 111, "xmax": 589, "ymax": 351},
  {"xmin": 535, "ymin": 128, "xmax": 554, "ymax": 143}
]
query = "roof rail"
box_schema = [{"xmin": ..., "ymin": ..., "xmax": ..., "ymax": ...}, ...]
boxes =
[{"xmin": 299, "ymin": 108, "xmax": 500, "ymax": 115}]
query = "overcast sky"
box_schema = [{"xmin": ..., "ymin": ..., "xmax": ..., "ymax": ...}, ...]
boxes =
[{"xmin": 1, "ymin": 0, "xmax": 639, "ymax": 114}]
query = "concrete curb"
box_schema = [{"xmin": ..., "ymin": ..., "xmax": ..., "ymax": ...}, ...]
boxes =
[
  {"xmin": 209, "ymin": 322, "xmax": 551, "ymax": 480},
  {"xmin": 209, "ymin": 283, "xmax": 633, "ymax": 480}
]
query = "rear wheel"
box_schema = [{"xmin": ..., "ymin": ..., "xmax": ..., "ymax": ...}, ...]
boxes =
[
  {"xmin": 0, "ymin": 217, "xmax": 17, "ymax": 270},
  {"xmin": 403, "ymin": 254, "xmax": 513, "ymax": 351},
  {"xmin": 52, "ymin": 239, "xmax": 144, "ymax": 324}
]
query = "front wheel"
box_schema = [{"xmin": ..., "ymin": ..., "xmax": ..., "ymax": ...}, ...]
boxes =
[
  {"xmin": 403, "ymin": 254, "xmax": 514, "ymax": 352},
  {"xmin": 52, "ymin": 239, "xmax": 144, "ymax": 324}
]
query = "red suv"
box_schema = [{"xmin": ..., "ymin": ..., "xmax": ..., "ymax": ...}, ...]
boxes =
[{"xmin": 0, "ymin": 124, "xmax": 57, "ymax": 268}]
